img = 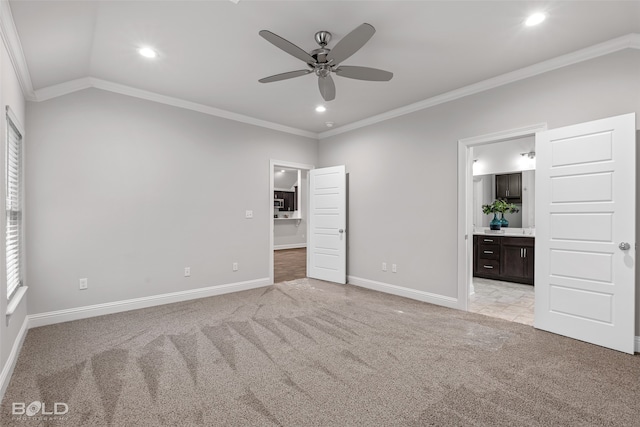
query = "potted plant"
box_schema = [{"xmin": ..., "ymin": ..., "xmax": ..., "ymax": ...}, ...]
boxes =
[
  {"xmin": 494, "ymin": 199, "xmax": 520, "ymax": 228},
  {"xmin": 482, "ymin": 202, "xmax": 502, "ymax": 230},
  {"xmin": 482, "ymin": 199, "xmax": 520, "ymax": 230}
]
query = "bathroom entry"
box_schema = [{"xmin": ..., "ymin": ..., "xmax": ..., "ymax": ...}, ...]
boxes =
[{"xmin": 469, "ymin": 135, "xmax": 537, "ymax": 326}]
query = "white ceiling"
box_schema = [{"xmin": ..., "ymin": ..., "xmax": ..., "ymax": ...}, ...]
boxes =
[
  {"xmin": 274, "ymin": 169, "xmax": 298, "ymax": 190},
  {"xmin": 8, "ymin": 1, "xmax": 640, "ymax": 135}
]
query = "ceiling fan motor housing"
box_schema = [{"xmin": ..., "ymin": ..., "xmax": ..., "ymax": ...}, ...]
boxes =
[{"xmin": 314, "ymin": 31, "xmax": 332, "ymax": 47}]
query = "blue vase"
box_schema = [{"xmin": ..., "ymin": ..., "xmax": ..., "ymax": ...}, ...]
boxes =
[
  {"xmin": 490, "ymin": 213, "xmax": 501, "ymax": 230},
  {"xmin": 500, "ymin": 213, "xmax": 509, "ymax": 228}
]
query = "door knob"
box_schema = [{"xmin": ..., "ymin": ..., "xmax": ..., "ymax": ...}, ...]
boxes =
[
  {"xmin": 338, "ymin": 229, "xmax": 344, "ymax": 233},
  {"xmin": 618, "ymin": 242, "xmax": 631, "ymax": 251}
]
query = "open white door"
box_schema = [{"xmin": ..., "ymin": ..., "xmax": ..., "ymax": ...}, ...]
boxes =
[
  {"xmin": 307, "ymin": 165, "xmax": 346, "ymax": 284},
  {"xmin": 535, "ymin": 113, "xmax": 636, "ymax": 354}
]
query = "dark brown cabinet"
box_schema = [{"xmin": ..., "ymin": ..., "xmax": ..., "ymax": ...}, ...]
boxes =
[
  {"xmin": 274, "ymin": 191, "xmax": 295, "ymax": 211},
  {"xmin": 473, "ymin": 235, "xmax": 534, "ymax": 285},
  {"xmin": 474, "ymin": 236, "xmax": 501, "ymax": 278},
  {"xmin": 283, "ymin": 192, "xmax": 295, "ymax": 211},
  {"xmin": 495, "ymin": 173, "xmax": 522, "ymax": 203},
  {"xmin": 500, "ymin": 237, "xmax": 534, "ymax": 284}
]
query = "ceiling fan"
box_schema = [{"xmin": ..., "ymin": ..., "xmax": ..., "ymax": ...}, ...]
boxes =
[{"xmin": 258, "ymin": 23, "xmax": 393, "ymax": 102}]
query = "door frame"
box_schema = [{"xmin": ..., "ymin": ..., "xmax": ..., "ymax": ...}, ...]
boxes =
[
  {"xmin": 457, "ymin": 123, "xmax": 547, "ymax": 311},
  {"xmin": 269, "ymin": 159, "xmax": 315, "ymax": 285}
]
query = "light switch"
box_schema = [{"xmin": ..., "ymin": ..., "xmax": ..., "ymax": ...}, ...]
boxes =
[{"xmin": 245, "ymin": 210, "xmax": 253, "ymax": 219}]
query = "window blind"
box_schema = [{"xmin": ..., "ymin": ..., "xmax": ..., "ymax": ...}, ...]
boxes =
[{"xmin": 6, "ymin": 114, "xmax": 22, "ymax": 299}]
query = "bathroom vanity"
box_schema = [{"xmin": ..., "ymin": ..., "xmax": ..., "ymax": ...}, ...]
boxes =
[{"xmin": 473, "ymin": 232, "xmax": 535, "ymax": 285}]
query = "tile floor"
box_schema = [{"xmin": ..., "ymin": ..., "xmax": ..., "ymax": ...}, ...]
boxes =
[{"xmin": 469, "ymin": 277, "xmax": 535, "ymax": 325}]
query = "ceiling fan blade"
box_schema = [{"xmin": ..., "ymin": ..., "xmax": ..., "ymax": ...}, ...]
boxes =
[
  {"xmin": 259, "ymin": 30, "xmax": 315, "ymax": 65},
  {"xmin": 259, "ymin": 70, "xmax": 312, "ymax": 83},
  {"xmin": 335, "ymin": 66, "xmax": 393, "ymax": 81},
  {"xmin": 318, "ymin": 75, "xmax": 336, "ymax": 101},
  {"xmin": 326, "ymin": 23, "xmax": 375, "ymax": 65}
]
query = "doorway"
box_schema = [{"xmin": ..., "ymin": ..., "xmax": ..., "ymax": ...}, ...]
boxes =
[
  {"xmin": 269, "ymin": 160, "xmax": 314, "ymax": 284},
  {"xmin": 457, "ymin": 123, "xmax": 547, "ymax": 322}
]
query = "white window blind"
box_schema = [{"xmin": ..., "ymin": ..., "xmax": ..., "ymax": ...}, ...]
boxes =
[{"xmin": 6, "ymin": 112, "xmax": 22, "ymax": 299}]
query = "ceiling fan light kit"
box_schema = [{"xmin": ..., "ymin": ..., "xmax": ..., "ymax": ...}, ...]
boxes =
[{"xmin": 258, "ymin": 23, "xmax": 393, "ymax": 102}]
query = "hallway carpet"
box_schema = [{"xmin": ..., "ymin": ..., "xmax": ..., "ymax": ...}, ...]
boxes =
[{"xmin": 2, "ymin": 278, "xmax": 639, "ymax": 426}]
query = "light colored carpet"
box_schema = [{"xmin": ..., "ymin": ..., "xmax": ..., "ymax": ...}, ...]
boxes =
[{"xmin": 2, "ymin": 278, "xmax": 639, "ymax": 426}]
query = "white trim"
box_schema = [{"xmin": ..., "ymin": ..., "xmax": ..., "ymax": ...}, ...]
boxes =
[
  {"xmin": 457, "ymin": 124, "xmax": 548, "ymax": 314},
  {"xmin": 347, "ymin": 276, "xmax": 459, "ymax": 310},
  {"xmin": 458, "ymin": 123, "xmax": 547, "ymax": 146},
  {"xmin": 0, "ymin": 0, "xmax": 35, "ymax": 101},
  {"xmin": 5, "ymin": 105, "xmax": 24, "ymax": 136},
  {"xmin": 0, "ymin": 314, "xmax": 28, "ymax": 401},
  {"xmin": 635, "ymin": 336, "xmax": 640, "ymax": 353},
  {"xmin": 28, "ymin": 277, "xmax": 270, "ymax": 328},
  {"xmin": 318, "ymin": 33, "xmax": 640, "ymax": 139},
  {"xmin": 6, "ymin": 285, "xmax": 27, "ymax": 316},
  {"xmin": 34, "ymin": 77, "xmax": 317, "ymax": 139},
  {"xmin": 269, "ymin": 159, "xmax": 314, "ymax": 285},
  {"xmin": 34, "ymin": 77, "xmax": 92, "ymax": 102},
  {"xmin": 274, "ymin": 243, "xmax": 307, "ymax": 250}
]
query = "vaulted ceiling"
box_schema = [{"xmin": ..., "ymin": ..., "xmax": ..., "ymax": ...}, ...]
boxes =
[{"xmin": 8, "ymin": 1, "xmax": 640, "ymax": 137}]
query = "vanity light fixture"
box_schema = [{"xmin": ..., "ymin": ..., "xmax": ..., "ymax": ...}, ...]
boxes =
[
  {"xmin": 315, "ymin": 105, "xmax": 326, "ymax": 113},
  {"xmin": 525, "ymin": 12, "xmax": 546, "ymax": 27},
  {"xmin": 138, "ymin": 47, "xmax": 158, "ymax": 59},
  {"xmin": 521, "ymin": 151, "xmax": 536, "ymax": 159}
]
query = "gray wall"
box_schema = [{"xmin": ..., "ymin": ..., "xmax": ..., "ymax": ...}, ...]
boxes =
[
  {"xmin": 318, "ymin": 50, "xmax": 640, "ymax": 331},
  {"xmin": 25, "ymin": 88, "xmax": 317, "ymax": 315},
  {"xmin": 0, "ymin": 38, "xmax": 27, "ymax": 388}
]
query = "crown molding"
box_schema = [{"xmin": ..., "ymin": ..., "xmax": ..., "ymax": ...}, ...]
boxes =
[
  {"xmin": 0, "ymin": 0, "xmax": 35, "ymax": 100},
  {"xmin": 318, "ymin": 32, "xmax": 640, "ymax": 139},
  {"xmin": 34, "ymin": 77, "xmax": 93, "ymax": 101},
  {"xmin": 90, "ymin": 78, "xmax": 318, "ymax": 139},
  {"xmin": 34, "ymin": 77, "xmax": 318, "ymax": 139}
]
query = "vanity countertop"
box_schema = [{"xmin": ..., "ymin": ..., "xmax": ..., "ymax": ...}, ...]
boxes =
[{"xmin": 473, "ymin": 228, "xmax": 535, "ymax": 238}]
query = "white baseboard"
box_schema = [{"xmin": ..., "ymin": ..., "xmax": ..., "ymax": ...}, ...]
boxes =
[
  {"xmin": 347, "ymin": 276, "xmax": 459, "ymax": 310},
  {"xmin": 0, "ymin": 315, "xmax": 29, "ymax": 401},
  {"xmin": 274, "ymin": 243, "xmax": 307, "ymax": 250},
  {"xmin": 635, "ymin": 336, "xmax": 640, "ymax": 353},
  {"xmin": 28, "ymin": 277, "xmax": 271, "ymax": 328}
]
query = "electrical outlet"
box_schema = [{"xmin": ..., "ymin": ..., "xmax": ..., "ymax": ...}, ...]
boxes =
[
  {"xmin": 382, "ymin": 262, "xmax": 387, "ymax": 272},
  {"xmin": 79, "ymin": 278, "xmax": 88, "ymax": 290},
  {"xmin": 184, "ymin": 267, "xmax": 191, "ymax": 277},
  {"xmin": 233, "ymin": 262, "xmax": 238, "ymax": 271},
  {"xmin": 245, "ymin": 210, "xmax": 253, "ymax": 219},
  {"xmin": 392, "ymin": 264, "xmax": 397, "ymax": 273}
]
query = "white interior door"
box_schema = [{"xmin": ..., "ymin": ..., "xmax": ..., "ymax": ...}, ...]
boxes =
[
  {"xmin": 535, "ymin": 113, "xmax": 636, "ymax": 354},
  {"xmin": 307, "ymin": 165, "xmax": 346, "ymax": 284}
]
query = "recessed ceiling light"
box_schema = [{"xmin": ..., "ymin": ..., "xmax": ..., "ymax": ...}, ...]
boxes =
[
  {"xmin": 280, "ymin": 169, "xmax": 285, "ymax": 173},
  {"xmin": 315, "ymin": 105, "xmax": 326, "ymax": 113},
  {"xmin": 325, "ymin": 121, "xmax": 334, "ymax": 128},
  {"xmin": 138, "ymin": 47, "xmax": 158, "ymax": 58},
  {"xmin": 525, "ymin": 12, "xmax": 546, "ymax": 27}
]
